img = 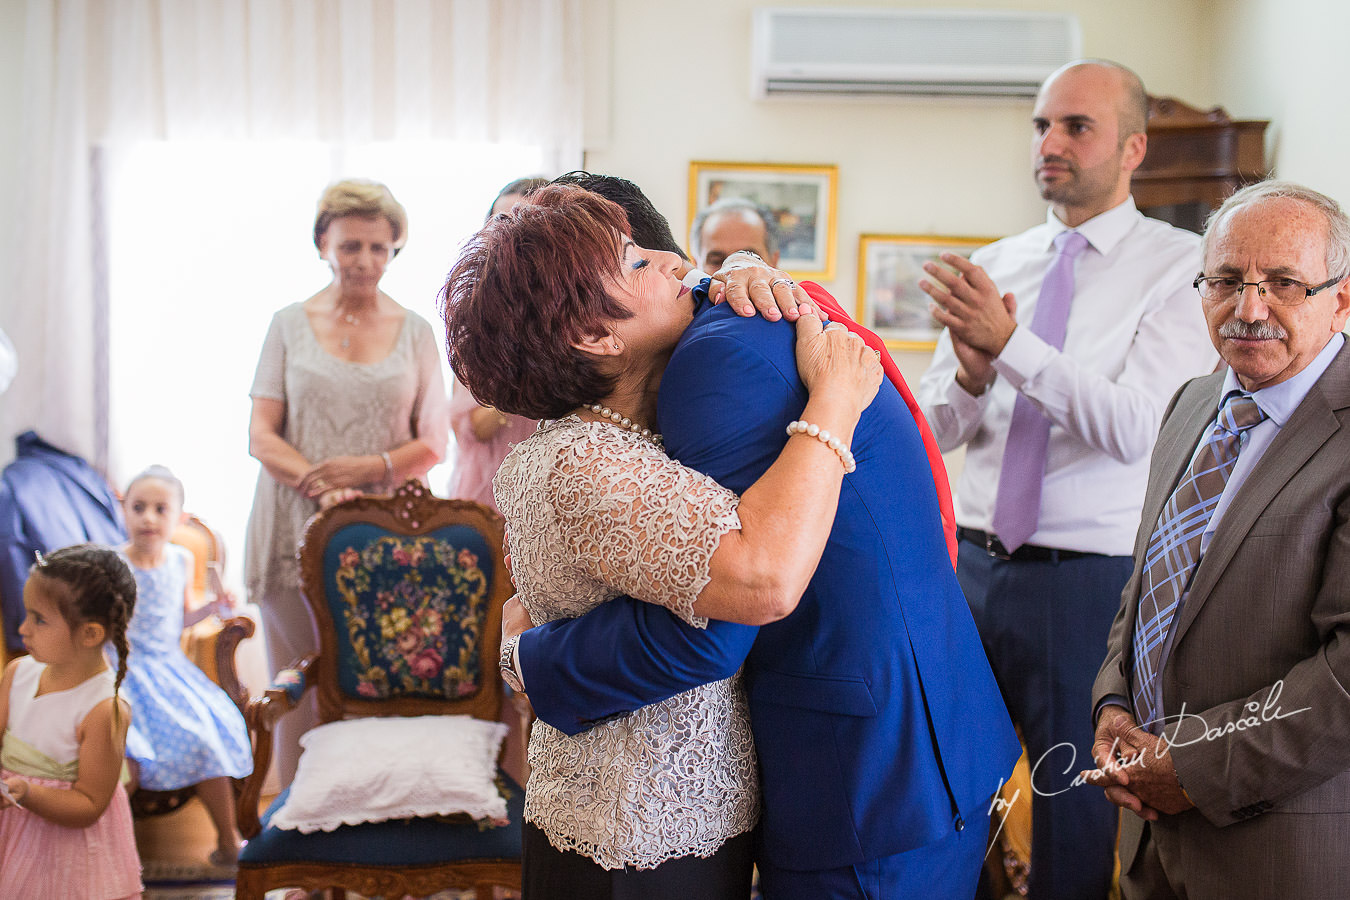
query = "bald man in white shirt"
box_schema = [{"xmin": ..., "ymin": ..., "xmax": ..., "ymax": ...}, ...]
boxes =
[{"xmin": 916, "ymin": 59, "xmax": 1218, "ymax": 899}]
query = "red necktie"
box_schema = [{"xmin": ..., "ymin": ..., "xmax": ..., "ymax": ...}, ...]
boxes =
[{"xmin": 802, "ymin": 282, "xmax": 958, "ymax": 567}]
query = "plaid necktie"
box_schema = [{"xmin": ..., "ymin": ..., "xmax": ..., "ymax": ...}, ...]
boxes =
[
  {"xmin": 1131, "ymin": 392, "xmax": 1266, "ymax": 732},
  {"xmin": 992, "ymin": 230, "xmax": 1090, "ymax": 551}
]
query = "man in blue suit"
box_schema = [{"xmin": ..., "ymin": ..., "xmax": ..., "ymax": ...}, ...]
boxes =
[
  {"xmin": 501, "ymin": 183, "xmax": 1019, "ymax": 894},
  {"xmin": 1, "ymin": 431, "xmax": 127, "ymax": 653}
]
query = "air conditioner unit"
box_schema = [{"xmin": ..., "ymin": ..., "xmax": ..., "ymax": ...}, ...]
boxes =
[{"xmin": 751, "ymin": 7, "xmax": 1082, "ymax": 99}]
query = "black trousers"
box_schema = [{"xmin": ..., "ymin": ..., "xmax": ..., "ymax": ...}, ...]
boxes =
[{"xmin": 522, "ymin": 821, "xmax": 754, "ymax": 900}]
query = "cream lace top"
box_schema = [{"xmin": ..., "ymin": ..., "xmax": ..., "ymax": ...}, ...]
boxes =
[
  {"xmin": 244, "ymin": 302, "xmax": 449, "ymax": 600},
  {"xmin": 494, "ymin": 416, "xmax": 759, "ymax": 870}
]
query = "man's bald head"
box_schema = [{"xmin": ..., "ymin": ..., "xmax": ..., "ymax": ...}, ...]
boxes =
[
  {"xmin": 1041, "ymin": 59, "xmax": 1149, "ymax": 141},
  {"xmin": 1032, "ymin": 59, "xmax": 1151, "ymax": 224}
]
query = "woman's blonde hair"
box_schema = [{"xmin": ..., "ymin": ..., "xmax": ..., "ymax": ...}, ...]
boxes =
[{"xmin": 312, "ymin": 179, "xmax": 409, "ymax": 255}]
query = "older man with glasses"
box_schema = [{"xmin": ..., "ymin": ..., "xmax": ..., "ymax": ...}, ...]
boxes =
[{"xmin": 1089, "ymin": 179, "xmax": 1350, "ymax": 899}]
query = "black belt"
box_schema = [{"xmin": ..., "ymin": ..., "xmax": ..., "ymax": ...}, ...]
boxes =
[{"xmin": 957, "ymin": 527, "xmax": 1094, "ymax": 563}]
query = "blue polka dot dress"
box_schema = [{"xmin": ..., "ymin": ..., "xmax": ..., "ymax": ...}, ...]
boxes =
[{"xmin": 120, "ymin": 545, "xmax": 252, "ymax": 790}]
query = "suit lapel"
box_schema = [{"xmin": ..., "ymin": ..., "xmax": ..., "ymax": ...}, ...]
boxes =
[
  {"xmin": 1172, "ymin": 344, "xmax": 1350, "ymax": 644},
  {"xmin": 1139, "ymin": 375, "xmax": 1226, "ymax": 557}
]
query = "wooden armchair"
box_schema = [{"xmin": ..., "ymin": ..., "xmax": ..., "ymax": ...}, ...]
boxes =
[
  {"xmin": 175, "ymin": 513, "xmax": 232, "ymax": 683},
  {"xmin": 234, "ymin": 481, "xmax": 525, "ymax": 900}
]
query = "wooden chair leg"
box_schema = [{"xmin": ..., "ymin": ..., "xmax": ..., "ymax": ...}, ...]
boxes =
[{"xmin": 231, "ymin": 869, "xmax": 264, "ymax": 899}]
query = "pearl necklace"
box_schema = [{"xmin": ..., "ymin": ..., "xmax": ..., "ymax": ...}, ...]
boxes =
[
  {"xmin": 338, "ymin": 311, "xmax": 360, "ymax": 350},
  {"xmin": 589, "ymin": 404, "xmax": 663, "ymax": 446}
]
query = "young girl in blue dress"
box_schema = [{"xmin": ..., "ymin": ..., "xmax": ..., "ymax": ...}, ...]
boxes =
[
  {"xmin": 0, "ymin": 544, "xmax": 143, "ymax": 899},
  {"xmin": 119, "ymin": 466, "xmax": 252, "ymax": 867}
]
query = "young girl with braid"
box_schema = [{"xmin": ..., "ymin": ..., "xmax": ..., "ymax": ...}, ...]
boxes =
[{"xmin": 0, "ymin": 544, "xmax": 143, "ymax": 899}]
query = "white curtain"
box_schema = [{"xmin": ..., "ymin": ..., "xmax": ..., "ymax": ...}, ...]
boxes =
[{"xmin": 2, "ymin": 0, "xmax": 584, "ymax": 467}]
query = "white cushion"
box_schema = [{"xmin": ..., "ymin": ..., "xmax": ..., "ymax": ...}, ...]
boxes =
[{"xmin": 270, "ymin": 715, "xmax": 509, "ymax": 833}]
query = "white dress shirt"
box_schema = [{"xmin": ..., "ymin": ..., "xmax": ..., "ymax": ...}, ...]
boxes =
[{"xmin": 918, "ymin": 197, "xmax": 1219, "ymax": 556}]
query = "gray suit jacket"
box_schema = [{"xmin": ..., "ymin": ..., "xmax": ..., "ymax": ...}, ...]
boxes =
[{"xmin": 1094, "ymin": 342, "xmax": 1350, "ymax": 896}]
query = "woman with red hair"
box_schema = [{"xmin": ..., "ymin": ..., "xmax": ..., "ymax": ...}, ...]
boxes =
[{"xmin": 442, "ymin": 184, "xmax": 881, "ymax": 897}]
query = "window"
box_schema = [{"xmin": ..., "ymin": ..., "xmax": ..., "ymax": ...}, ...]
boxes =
[{"xmin": 106, "ymin": 140, "xmax": 545, "ymax": 588}]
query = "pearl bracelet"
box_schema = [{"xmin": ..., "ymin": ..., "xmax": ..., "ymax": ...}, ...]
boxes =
[
  {"xmin": 786, "ymin": 420, "xmax": 857, "ymax": 474},
  {"xmin": 380, "ymin": 451, "xmax": 394, "ymax": 483}
]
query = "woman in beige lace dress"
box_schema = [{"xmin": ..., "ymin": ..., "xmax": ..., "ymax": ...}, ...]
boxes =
[
  {"xmin": 441, "ymin": 184, "xmax": 881, "ymax": 898},
  {"xmin": 245, "ymin": 179, "xmax": 449, "ymax": 785}
]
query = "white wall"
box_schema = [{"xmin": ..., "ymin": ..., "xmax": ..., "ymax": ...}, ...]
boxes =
[
  {"xmin": 6, "ymin": 0, "xmax": 1342, "ymax": 468},
  {"xmin": 1211, "ymin": 0, "xmax": 1350, "ymax": 208},
  {"xmin": 583, "ymin": 0, "xmax": 1217, "ymax": 386}
]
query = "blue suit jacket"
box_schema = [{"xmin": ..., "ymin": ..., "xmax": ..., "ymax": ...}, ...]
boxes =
[
  {"xmin": 0, "ymin": 432, "xmax": 127, "ymax": 650},
  {"xmin": 519, "ymin": 297, "xmax": 1019, "ymax": 871}
]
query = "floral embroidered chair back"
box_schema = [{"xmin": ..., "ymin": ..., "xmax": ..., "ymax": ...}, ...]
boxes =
[{"xmin": 297, "ymin": 481, "xmax": 509, "ymax": 724}]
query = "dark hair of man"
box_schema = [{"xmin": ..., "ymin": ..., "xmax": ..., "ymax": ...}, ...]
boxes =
[
  {"xmin": 484, "ymin": 176, "xmax": 549, "ymax": 223},
  {"xmin": 442, "ymin": 184, "xmax": 634, "ymax": 420},
  {"xmin": 549, "ymin": 171, "xmax": 690, "ymax": 261}
]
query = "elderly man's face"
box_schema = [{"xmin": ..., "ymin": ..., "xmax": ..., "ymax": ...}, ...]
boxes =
[
  {"xmin": 1202, "ymin": 197, "xmax": 1350, "ymax": 391},
  {"xmin": 697, "ymin": 211, "xmax": 779, "ymax": 273}
]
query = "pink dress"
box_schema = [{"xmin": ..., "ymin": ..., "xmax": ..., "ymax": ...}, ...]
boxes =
[
  {"xmin": 0, "ymin": 656, "xmax": 142, "ymax": 899},
  {"xmin": 446, "ymin": 380, "xmax": 537, "ymax": 513}
]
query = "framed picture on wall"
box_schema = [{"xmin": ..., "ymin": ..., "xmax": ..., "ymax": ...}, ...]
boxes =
[
  {"xmin": 688, "ymin": 161, "xmax": 838, "ymax": 281},
  {"xmin": 857, "ymin": 234, "xmax": 997, "ymax": 350}
]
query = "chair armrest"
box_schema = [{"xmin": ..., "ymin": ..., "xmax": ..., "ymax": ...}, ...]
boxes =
[
  {"xmin": 236, "ymin": 654, "xmax": 317, "ymax": 838},
  {"xmin": 213, "ymin": 615, "xmax": 256, "ymax": 712}
]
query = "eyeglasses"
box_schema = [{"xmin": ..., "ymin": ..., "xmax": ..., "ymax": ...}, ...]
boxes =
[{"xmin": 1193, "ymin": 273, "xmax": 1347, "ymax": 307}]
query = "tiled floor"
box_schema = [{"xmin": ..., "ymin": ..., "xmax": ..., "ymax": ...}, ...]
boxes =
[{"xmin": 136, "ymin": 797, "xmax": 239, "ymax": 899}]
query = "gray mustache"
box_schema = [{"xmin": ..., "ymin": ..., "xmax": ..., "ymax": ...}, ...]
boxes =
[{"xmin": 1219, "ymin": 320, "xmax": 1287, "ymax": 340}]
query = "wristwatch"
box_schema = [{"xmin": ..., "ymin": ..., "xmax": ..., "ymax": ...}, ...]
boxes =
[{"xmin": 499, "ymin": 634, "xmax": 524, "ymax": 693}]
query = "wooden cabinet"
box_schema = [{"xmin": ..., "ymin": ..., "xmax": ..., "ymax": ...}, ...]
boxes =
[{"xmin": 1131, "ymin": 96, "xmax": 1269, "ymax": 233}]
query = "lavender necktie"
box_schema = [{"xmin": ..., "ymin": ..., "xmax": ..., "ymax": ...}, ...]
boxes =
[
  {"xmin": 1131, "ymin": 392, "xmax": 1266, "ymax": 732},
  {"xmin": 991, "ymin": 230, "xmax": 1090, "ymax": 552}
]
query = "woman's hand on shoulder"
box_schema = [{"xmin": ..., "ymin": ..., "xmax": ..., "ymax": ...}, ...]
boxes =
[
  {"xmin": 712, "ymin": 257, "xmax": 821, "ymax": 322},
  {"xmin": 794, "ymin": 313, "xmax": 883, "ymax": 415}
]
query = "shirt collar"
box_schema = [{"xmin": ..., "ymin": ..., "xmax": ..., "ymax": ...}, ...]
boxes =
[
  {"xmin": 690, "ymin": 275, "xmax": 714, "ymax": 314},
  {"xmin": 1043, "ymin": 195, "xmax": 1140, "ymax": 257},
  {"xmin": 684, "ymin": 268, "xmax": 711, "ymax": 289},
  {"xmin": 1219, "ymin": 332, "xmax": 1346, "ymax": 427}
]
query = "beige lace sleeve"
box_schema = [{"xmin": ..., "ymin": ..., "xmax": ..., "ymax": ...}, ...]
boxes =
[
  {"xmin": 546, "ymin": 424, "xmax": 740, "ymax": 628},
  {"xmin": 492, "ymin": 419, "xmax": 759, "ymax": 870}
]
